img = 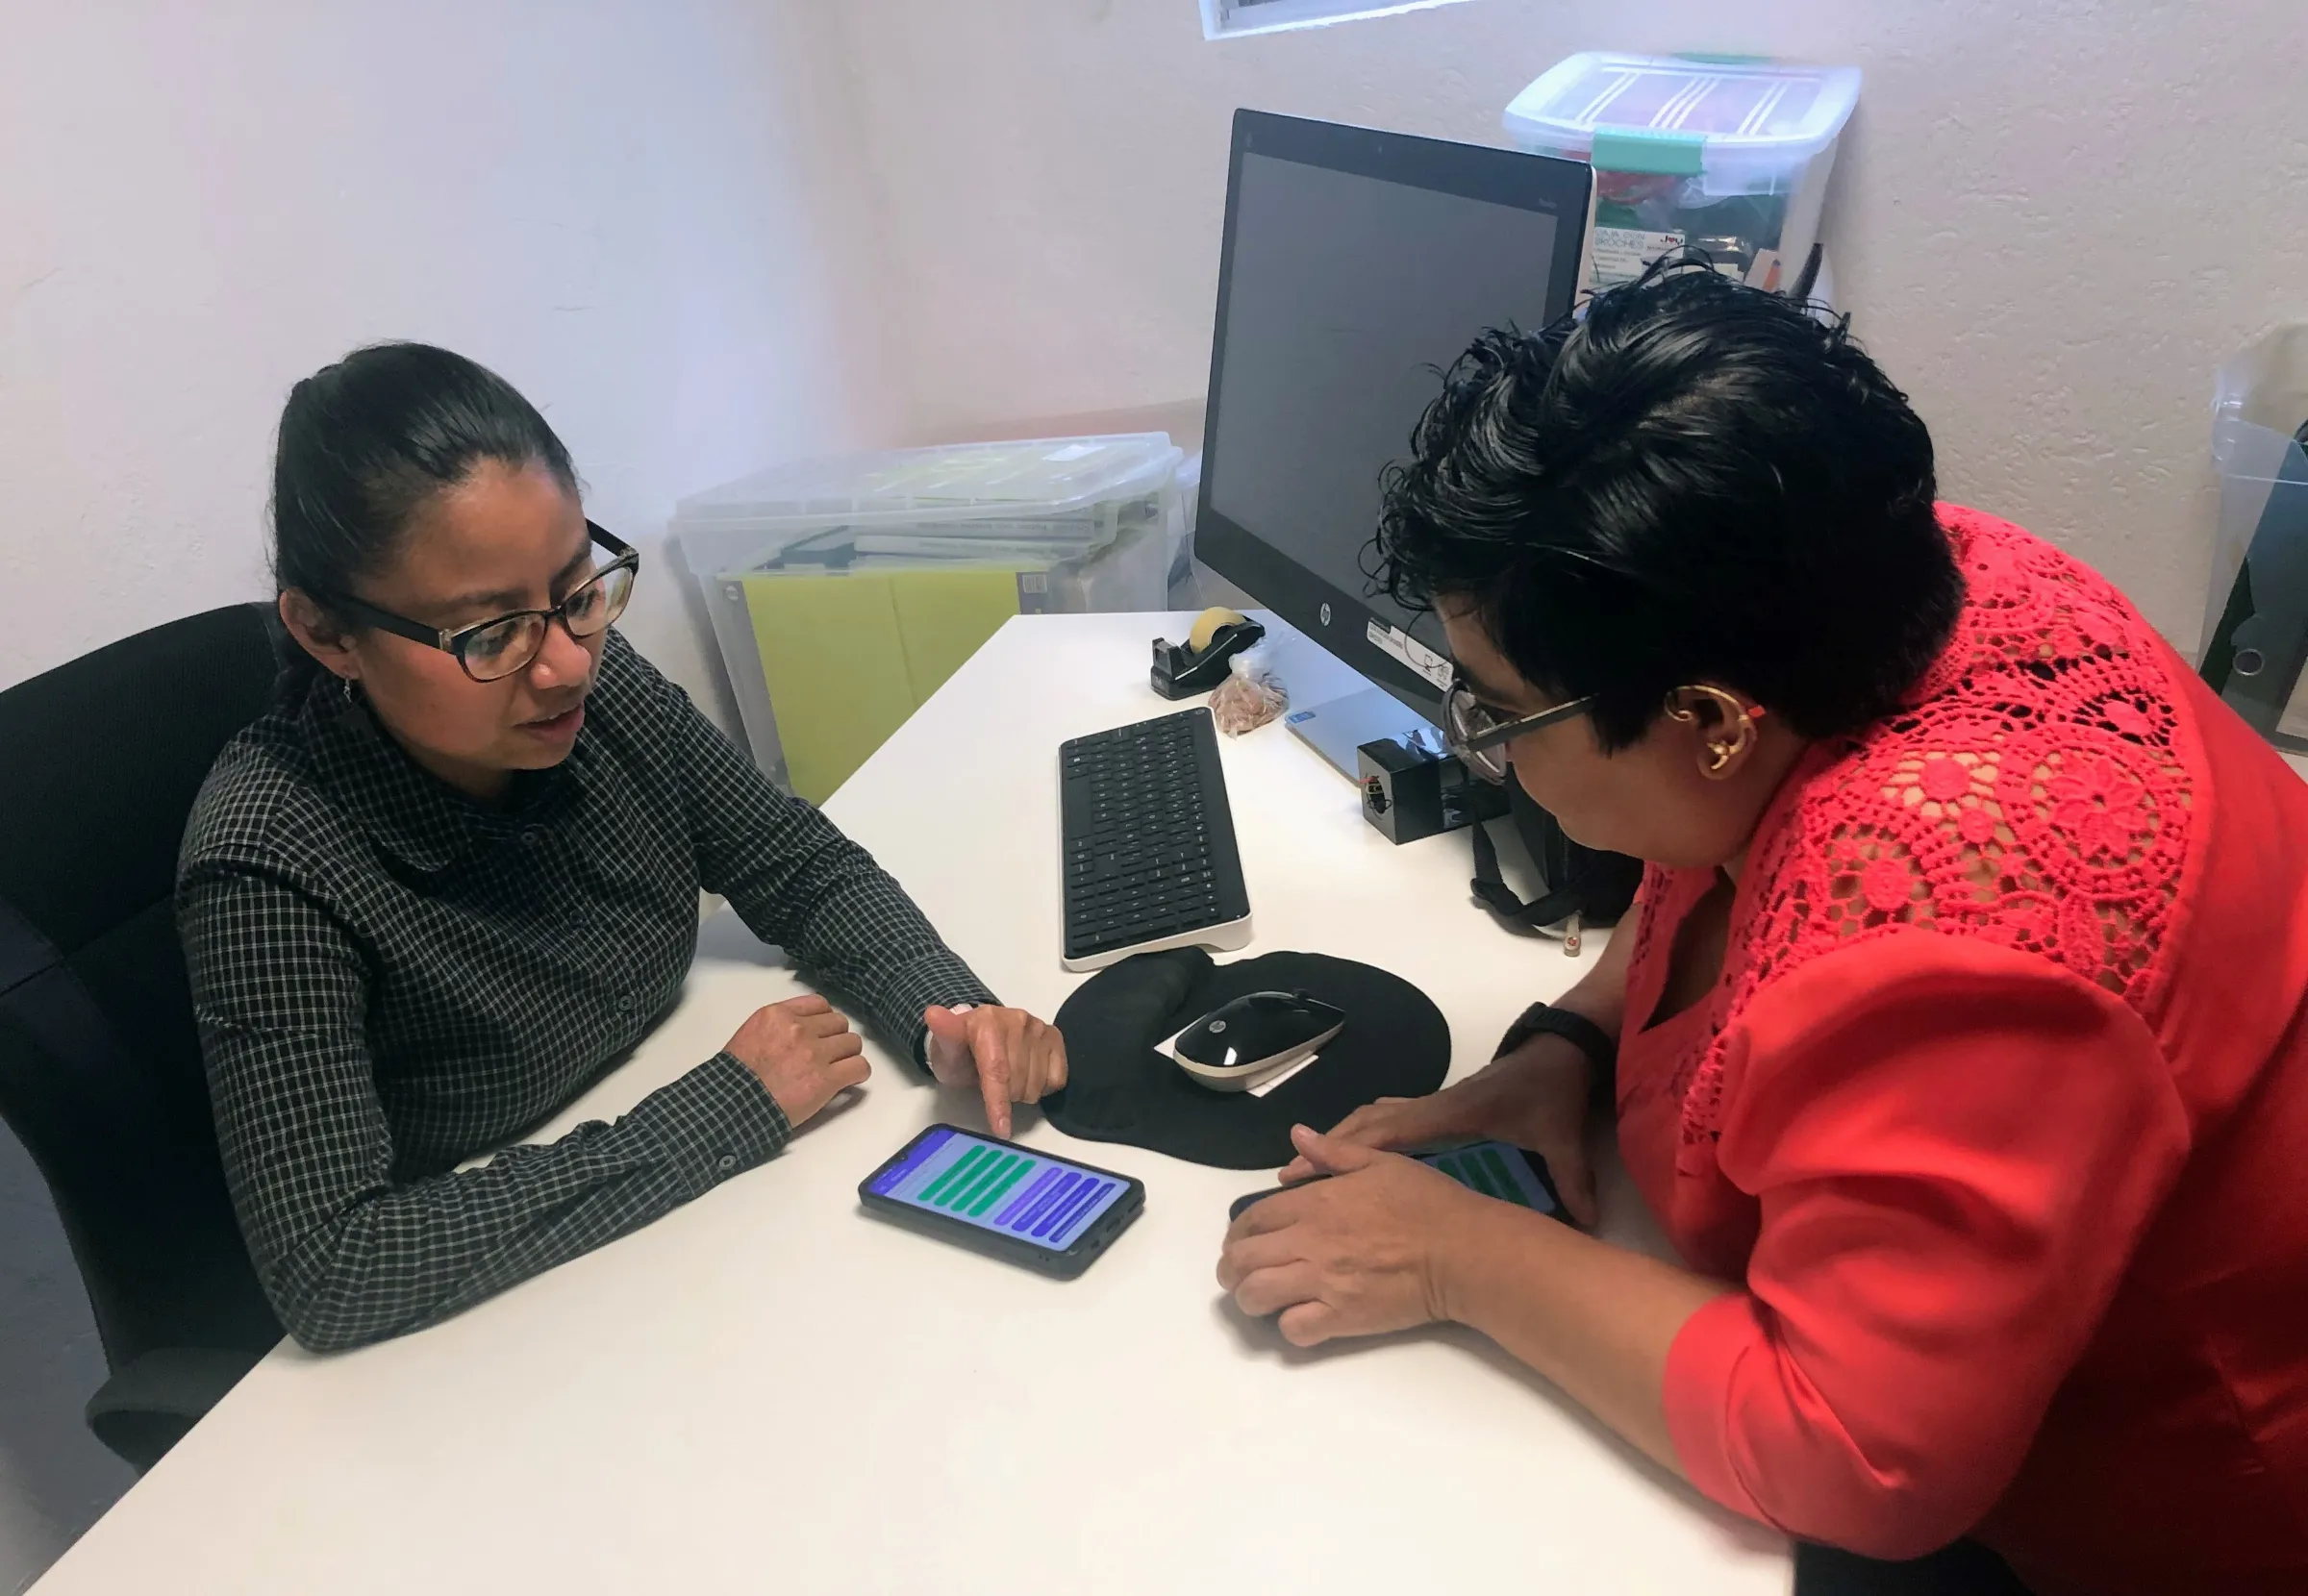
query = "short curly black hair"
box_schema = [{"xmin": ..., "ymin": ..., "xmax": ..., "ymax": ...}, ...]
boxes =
[{"xmin": 1371, "ymin": 260, "xmax": 1961, "ymax": 751}]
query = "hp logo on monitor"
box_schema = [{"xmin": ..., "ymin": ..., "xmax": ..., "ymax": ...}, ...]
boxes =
[{"xmin": 1319, "ymin": 603, "xmax": 1331, "ymax": 627}]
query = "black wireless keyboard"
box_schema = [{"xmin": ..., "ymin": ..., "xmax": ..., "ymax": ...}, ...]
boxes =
[{"xmin": 1059, "ymin": 708, "xmax": 1253, "ymax": 970}]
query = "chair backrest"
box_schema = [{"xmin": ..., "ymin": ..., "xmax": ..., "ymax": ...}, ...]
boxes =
[{"xmin": 0, "ymin": 604, "xmax": 288, "ymax": 1368}]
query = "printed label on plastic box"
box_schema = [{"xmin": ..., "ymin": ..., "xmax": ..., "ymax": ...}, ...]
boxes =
[{"xmin": 1592, "ymin": 226, "xmax": 1686, "ymax": 287}]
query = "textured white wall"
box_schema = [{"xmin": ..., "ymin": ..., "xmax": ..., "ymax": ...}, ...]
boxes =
[
  {"xmin": 830, "ymin": 0, "xmax": 2308, "ymax": 644},
  {"xmin": 0, "ymin": 0, "xmax": 899, "ymax": 714}
]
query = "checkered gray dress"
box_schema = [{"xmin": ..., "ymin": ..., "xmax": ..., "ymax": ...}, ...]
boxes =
[{"xmin": 178, "ymin": 631, "xmax": 994, "ymax": 1352}]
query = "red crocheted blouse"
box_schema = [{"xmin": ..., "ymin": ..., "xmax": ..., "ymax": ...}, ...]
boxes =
[{"xmin": 1619, "ymin": 509, "xmax": 2308, "ymax": 1594}]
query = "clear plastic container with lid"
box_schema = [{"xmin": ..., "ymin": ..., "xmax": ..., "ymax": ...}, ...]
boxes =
[
  {"xmin": 1504, "ymin": 53, "xmax": 1861, "ymax": 293},
  {"xmin": 676, "ymin": 435, "xmax": 1184, "ymax": 799},
  {"xmin": 675, "ymin": 435, "xmax": 1182, "ymax": 541}
]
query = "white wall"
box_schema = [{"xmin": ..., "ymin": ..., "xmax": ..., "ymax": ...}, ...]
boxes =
[
  {"xmin": 0, "ymin": 0, "xmax": 899, "ymax": 720},
  {"xmin": 830, "ymin": 0, "xmax": 2308, "ymax": 646}
]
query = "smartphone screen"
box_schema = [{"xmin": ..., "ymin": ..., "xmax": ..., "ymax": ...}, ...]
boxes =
[
  {"xmin": 1419, "ymin": 1142, "xmax": 1559, "ymax": 1215},
  {"xmin": 866, "ymin": 1126, "xmax": 1130, "ymax": 1252}
]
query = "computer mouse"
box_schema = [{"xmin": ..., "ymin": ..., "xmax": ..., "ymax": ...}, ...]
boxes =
[{"xmin": 1171, "ymin": 990, "xmax": 1345, "ymax": 1092}]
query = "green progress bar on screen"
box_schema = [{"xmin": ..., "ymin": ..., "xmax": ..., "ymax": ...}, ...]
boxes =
[
  {"xmin": 1437, "ymin": 1149, "xmax": 1534, "ymax": 1208},
  {"xmin": 917, "ymin": 1145, "xmax": 987, "ymax": 1208},
  {"xmin": 965, "ymin": 1156, "xmax": 1035, "ymax": 1215},
  {"xmin": 918, "ymin": 1148, "xmax": 1041, "ymax": 1217}
]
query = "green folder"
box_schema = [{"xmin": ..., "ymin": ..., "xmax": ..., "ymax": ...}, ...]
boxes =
[{"xmin": 742, "ymin": 566, "xmax": 1028, "ymax": 802}]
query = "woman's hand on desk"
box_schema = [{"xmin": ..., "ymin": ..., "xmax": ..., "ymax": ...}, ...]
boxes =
[
  {"xmin": 923, "ymin": 1004, "xmax": 1068, "ymax": 1138},
  {"xmin": 1217, "ymin": 1126, "xmax": 1476, "ymax": 1346},
  {"xmin": 1281, "ymin": 1034, "xmax": 1600, "ymax": 1227},
  {"xmin": 725, "ymin": 994, "xmax": 871, "ymax": 1128}
]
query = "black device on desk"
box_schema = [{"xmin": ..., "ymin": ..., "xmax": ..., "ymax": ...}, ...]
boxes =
[
  {"xmin": 1357, "ymin": 731, "xmax": 1508, "ymax": 845},
  {"xmin": 1171, "ymin": 989, "xmax": 1346, "ymax": 1092},
  {"xmin": 1060, "ymin": 708, "xmax": 1253, "ymax": 970},
  {"xmin": 861, "ymin": 1124, "xmax": 1144, "ymax": 1279},
  {"xmin": 1228, "ymin": 1141, "xmax": 1567, "ymax": 1225}
]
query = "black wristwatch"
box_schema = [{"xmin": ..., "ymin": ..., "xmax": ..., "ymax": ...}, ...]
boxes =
[{"xmin": 1493, "ymin": 1002, "xmax": 1618, "ymax": 1108}]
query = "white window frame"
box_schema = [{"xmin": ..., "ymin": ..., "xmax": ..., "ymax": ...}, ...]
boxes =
[{"xmin": 1199, "ymin": 0, "xmax": 1472, "ymax": 41}]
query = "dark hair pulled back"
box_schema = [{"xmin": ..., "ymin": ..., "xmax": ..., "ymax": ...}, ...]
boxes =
[{"xmin": 269, "ymin": 342, "xmax": 579, "ymax": 685}]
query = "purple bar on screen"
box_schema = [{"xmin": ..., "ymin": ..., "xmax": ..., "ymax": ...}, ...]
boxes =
[
  {"xmin": 1041, "ymin": 1179, "xmax": 1111, "ymax": 1243},
  {"xmin": 1016, "ymin": 1172, "xmax": 1080, "ymax": 1234},
  {"xmin": 1048, "ymin": 1181, "xmax": 1116, "ymax": 1244},
  {"xmin": 995, "ymin": 1165, "xmax": 1061, "ymax": 1227},
  {"xmin": 870, "ymin": 1126, "xmax": 954, "ymax": 1196}
]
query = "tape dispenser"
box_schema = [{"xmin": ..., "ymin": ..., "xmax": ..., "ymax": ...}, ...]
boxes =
[{"xmin": 1150, "ymin": 608, "xmax": 1267, "ymax": 700}]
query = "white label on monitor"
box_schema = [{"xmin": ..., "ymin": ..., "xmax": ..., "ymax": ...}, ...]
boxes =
[
  {"xmin": 1368, "ymin": 619, "xmax": 1451, "ymax": 690},
  {"xmin": 1367, "ymin": 618, "xmax": 1410, "ymax": 668},
  {"xmin": 1401, "ymin": 633, "xmax": 1454, "ymax": 690}
]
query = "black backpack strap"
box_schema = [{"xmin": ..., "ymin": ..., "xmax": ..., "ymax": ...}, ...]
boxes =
[{"xmin": 1469, "ymin": 811, "xmax": 1585, "ymax": 931}]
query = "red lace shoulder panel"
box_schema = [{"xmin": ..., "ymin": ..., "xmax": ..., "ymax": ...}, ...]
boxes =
[{"xmin": 1671, "ymin": 508, "xmax": 2198, "ymax": 1168}]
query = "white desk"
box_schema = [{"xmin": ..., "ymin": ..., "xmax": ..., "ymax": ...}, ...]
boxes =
[{"xmin": 34, "ymin": 613, "xmax": 1789, "ymax": 1596}]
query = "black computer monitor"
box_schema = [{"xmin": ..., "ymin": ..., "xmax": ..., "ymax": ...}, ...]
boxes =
[{"xmin": 1193, "ymin": 110, "xmax": 1592, "ymax": 718}]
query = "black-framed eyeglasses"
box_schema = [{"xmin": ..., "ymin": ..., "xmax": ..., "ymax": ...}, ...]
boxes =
[
  {"xmin": 328, "ymin": 522, "xmax": 639, "ymax": 684},
  {"xmin": 1442, "ymin": 679, "xmax": 1595, "ymax": 785}
]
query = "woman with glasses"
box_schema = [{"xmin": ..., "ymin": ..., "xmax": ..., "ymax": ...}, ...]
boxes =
[
  {"xmin": 180, "ymin": 342, "xmax": 1066, "ymax": 1353},
  {"xmin": 1215, "ymin": 268, "xmax": 2308, "ymax": 1595}
]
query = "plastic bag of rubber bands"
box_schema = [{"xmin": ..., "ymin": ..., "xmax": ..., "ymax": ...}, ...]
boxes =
[{"xmin": 1210, "ymin": 642, "xmax": 1287, "ymax": 736}]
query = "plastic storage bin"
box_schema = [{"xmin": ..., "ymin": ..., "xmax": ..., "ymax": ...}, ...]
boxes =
[
  {"xmin": 2200, "ymin": 326, "xmax": 2308, "ymax": 750},
  {"xmin": 678, "ymin": 436, "xmax": 1183, "ymax": 801},
  {"xmin": 1504, "ymin": 53, "xmax": 1860, "ymax": 293}
]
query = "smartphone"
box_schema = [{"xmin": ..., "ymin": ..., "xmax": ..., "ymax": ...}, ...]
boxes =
[
  {"xmin": 860, "ymin": 1123, "xmax": 1145, "ymax": 1280},
  {"xmin": 1227, "ymin": 1140, "xmax": 1567, "ymax": 1224}
]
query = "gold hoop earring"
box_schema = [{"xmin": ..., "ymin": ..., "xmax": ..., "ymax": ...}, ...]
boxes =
[{"xmin": 1665, "ymin": 686, "xmax": 1761, "ymax": 778}]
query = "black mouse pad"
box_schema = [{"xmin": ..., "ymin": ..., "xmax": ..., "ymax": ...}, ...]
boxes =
[{"xmin": 1043, "ymin": 948, "xmax": 1451, "ymax": 1170}]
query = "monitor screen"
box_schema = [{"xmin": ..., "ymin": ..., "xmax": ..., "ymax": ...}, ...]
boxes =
[{"xmin": 1195, "ymin": 112, "xmax": 1591, "ymax": 713}]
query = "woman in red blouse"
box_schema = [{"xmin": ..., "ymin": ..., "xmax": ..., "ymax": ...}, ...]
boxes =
[{"xmin": 1216, "ymin": 264, "xmax": 2308, "ymax": 1595}]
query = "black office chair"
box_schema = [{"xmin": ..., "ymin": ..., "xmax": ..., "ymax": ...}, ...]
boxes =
[{"xmin": 0, "ymin": 603, "xmax": 288, "ymax": 1471}]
